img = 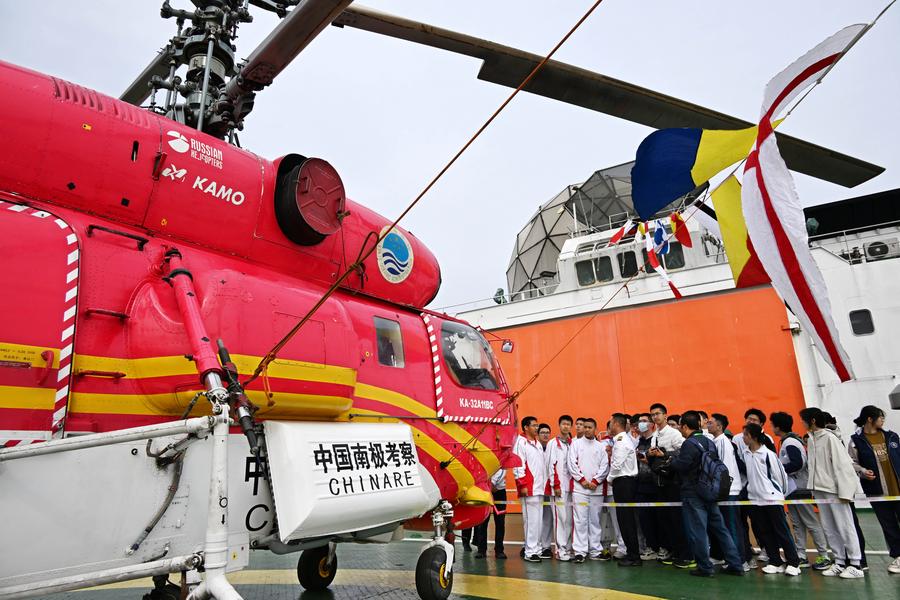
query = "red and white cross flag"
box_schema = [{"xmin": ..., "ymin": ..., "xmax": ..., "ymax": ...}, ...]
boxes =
[{"xmin": 742, "ymin": 25, "xmax": 865, "ymax": 382}]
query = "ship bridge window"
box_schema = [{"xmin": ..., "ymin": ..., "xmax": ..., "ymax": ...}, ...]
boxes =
[
  {"xmin": 576, "ymin": 257, "xmax": 614, "ymax": 287},
  {"xmin": 849, "ymin": 309, "xmax": 874, "ymax": 335},
  {"xmin": 374, "ymin": 317, "xmax": 405, "ymax": 367},
  {"xmin": 594, "ymin": 256, "xmax": 613, "ymax": 282},
  {"xmin": 665, "ymin": 242, "xmax": 686, "ymax": 270},
  {"xmin": 642, "ymin": 248, "xmax": 656, "ymax": 274},
  {"xmin": 642, "ymin": 242, "xmax": 686, "ymax": 273},
  {"xmin": 618, "ymin": 251, "xmax": 638, "ymax": 278},
  {"xmin": 440, "ymin": 321, "xmax": 499, "ymax": 390},
  {"xmin": 576, "ymin": 260, "xmax": 596, "ymax": 286}
]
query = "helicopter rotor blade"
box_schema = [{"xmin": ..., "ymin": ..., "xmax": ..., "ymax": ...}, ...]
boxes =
[
  {"xmin": 224, "ymin": 0, "xmax": 354, "ymax": 104},
  {"xmin": 120, "ymin": 47, "xmax": 173, "ymax": 106},
  {"xmin": 334, "ymin": 5, "xmax": 883, "ymax": 188}
]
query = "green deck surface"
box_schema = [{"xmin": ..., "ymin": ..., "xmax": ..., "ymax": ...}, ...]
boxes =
[{"xmin": 38, "ymin": 512, "xmax": 897, "ymax": 599}]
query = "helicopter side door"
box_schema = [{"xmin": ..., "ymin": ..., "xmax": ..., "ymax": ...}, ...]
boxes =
[{"xmin": 0, "ymin": 198, "xmax": 79, "ymax": 445}]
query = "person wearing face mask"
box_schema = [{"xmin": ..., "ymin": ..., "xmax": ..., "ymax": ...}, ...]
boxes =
[{"xmin": 635, "ymin": 413, "xmax": 661, "ymax": 560}]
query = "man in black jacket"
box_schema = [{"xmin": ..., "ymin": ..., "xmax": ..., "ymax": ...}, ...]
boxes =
[{"xmin": 671, "ymin": 411, "xmax": 744, "ymax": 577}]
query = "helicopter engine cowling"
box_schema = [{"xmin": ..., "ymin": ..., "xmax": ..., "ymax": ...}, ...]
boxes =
[{"xmin": 270, "ymin": 154, "xmax": 442, "ymax": 308}]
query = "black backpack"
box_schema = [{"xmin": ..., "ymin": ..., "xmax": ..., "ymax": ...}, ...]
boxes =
[{"xmin": 689, "ymin": 438, "xmax": 732, "ymax": 502}]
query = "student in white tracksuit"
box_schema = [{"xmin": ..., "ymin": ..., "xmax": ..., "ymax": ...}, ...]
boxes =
[
  {"xmin": 537, "ymin": 424, "xmax": 554, "ymax": 556},
  {"xmin": 547, "ymin": 427, "xmax": 574, "ymax": 560},
  {"xmin": 599, "ymin": 434, "xmax": 625, "ymax": 557},
  {"xmin": 514, "ymin": 416, "xmax": 547, "ymax": 561},
  {"xmin": 567, "ymin": 419, "xmax": 610, "ymax": 561},
  {"xmin": 801, "ymin": 408, "xmax": 865, "ymax": 579}
]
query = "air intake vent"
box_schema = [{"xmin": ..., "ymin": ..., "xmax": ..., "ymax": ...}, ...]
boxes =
[
  {"xmin": 51, "ymin": 77, "xmax": 152, "ymax": 128},
  {"xmin": 52, "ymin": 78, "xmax": 104, "ymax": 111}
]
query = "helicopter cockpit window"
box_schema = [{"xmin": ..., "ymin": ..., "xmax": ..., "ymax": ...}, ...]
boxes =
[
  {"xmin": 374, "ymin": 317, "xmax": 405, "ymax": 368},
  {"xmin": 440, "ymin": 321, "xmax": 500, "ymax": 390}
]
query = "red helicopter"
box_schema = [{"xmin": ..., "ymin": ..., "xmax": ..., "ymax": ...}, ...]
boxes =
[{"xmin": 0, "ymin": 2, "xmax": 882, "ymax": 600}]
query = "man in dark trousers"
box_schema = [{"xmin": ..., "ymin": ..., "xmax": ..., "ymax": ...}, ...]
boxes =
[
  {"xmin": 473, "ymin": 469, "xmax": 508, "ymax": 559},
  {"xmin": 671, "ymin": 411, "xmax": 744, "ymax": 577},
  {"xmin": 608, "ymin": 414, "xmax": 641, "ymax": 566}
]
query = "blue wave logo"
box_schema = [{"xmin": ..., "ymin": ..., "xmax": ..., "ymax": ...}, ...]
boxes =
[{"xmin": 377, "ymin": 229, "xmax": 414, "ymax": 283}]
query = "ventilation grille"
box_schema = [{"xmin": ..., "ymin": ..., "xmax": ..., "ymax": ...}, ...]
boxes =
[{"xmin": 52, "ymin": 77, "xmax": 153, "ymax": 128}]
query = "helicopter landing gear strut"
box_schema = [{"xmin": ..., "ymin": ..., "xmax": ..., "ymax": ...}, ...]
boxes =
[
  {"xmin": 415, "ymin": 500, "xmax": 455, "ymax": 600},
  {"xmin": 297, "ymin": 542, "xmax": 338, "ymax": 591}
]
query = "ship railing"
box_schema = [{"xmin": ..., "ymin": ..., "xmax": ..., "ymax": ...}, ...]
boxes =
[
  {"xmin": 438, "ymin": 281, "xmax": 562, "ymax": 314},
  {"xmin": 808, "ymin": 219, "xmax": 900, "ymax": 265}
]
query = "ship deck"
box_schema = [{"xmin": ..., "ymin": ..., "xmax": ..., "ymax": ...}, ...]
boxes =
[{"xmin": 40, "ymin": 511, "xmax": 896, "ymax": 599}]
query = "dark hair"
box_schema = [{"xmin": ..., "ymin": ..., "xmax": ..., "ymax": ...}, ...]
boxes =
[
  {"xmin": 681, "ymin": 411, "xmax": 701, "ymax": 431},
  {"xmin": 744, "ymin": 408, "xmax": 766, "ymax": 424},
  {"xmin": 853, "ymin": 405, "xmax": 885, "ymax": 428},
  {"xmin": 583, "ymin": 417, "xmax": 597, "ymax": 427},
  {"xmin": 639, "ymin": 412, "xmax": 651, "ymax": 420},
  {"xmin": 822, "ymin": 411, "xmax": 837, "ymax": 426},
  {"xmin": 650, "ymin": 403, "xmax": 668, "ymax": 414},
  {"xmin": 668, "ymin": 414, "xmax": 681, "ymax": 424},
  {"xmin": 559, "ymin": 414, "xmax": 573, "ymax": 425},
  {"xmin": 538, "ymin": 423, "xmax": 551, "ymax": 434},
  {"xmin": 711, "ymin": 413, "xmax": 729, "ymax": 429},
  {"xmin": 770, "ymin": 412, "xmax": 793, "ymax": 433},
  {"xmin": 611, "ymin": 414, "xmax": 628, "ymax": 430},
  {"xmin": 799, "ymin": 407, "xmax": 826, "ymax": 429},
  {"xmin": 521, "ymin": 416, "xmax": 537, "ymax": 430},
  {"xmin": 744, "ymin": 423, "xmax": 776, "ymax": 452},
  {"xmin": 575, "ymin": 417, "xmax": 586, "ymax": 423},
  {"xmin": 697, "ymin": 410, "xmax": 709, "ymax": 419}
]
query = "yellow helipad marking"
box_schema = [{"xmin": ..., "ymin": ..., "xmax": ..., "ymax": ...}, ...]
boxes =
[{"xmin": 86, "ymin": 568, "xmax": 661, "ymax": 599}]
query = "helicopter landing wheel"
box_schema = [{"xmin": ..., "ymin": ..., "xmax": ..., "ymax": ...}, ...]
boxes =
[
  {"xmin": 297, "ymin": 544, "xmax": 337, "ymax": 591},
  {"xmin": 415, "ymin": 546, "xmax": 453, "ymax": 600}
]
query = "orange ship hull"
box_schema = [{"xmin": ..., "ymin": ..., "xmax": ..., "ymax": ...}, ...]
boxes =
[{"xmin": 494, "ymin": 286, "xmax": 806, "ymax": 431}]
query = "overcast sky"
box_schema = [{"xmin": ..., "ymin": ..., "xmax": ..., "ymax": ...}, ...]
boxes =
[{"xmin": 2, "ymin": 1, "xmax": 897, "ymax": 309}]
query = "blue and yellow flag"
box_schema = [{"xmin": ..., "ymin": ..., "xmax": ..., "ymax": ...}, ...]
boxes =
[{"xmin": 631, "ymin": 125, "xmax": 763, "ymax": 221}]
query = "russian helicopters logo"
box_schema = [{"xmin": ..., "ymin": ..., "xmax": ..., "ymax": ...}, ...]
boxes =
[
  {"xmin": 166, "ymin": 130, "xmax": 190, "ymax": 153},
  {"xmin": 162, "ymin": 164, "xmax": 187, "ymax": 181},
  {"xmin": 166, "ymin": 130, "xmax": 224, "ymax": 169},
  {"xmin": 377, "ymin": 227, "xmax": 413, "ymax": 284}
]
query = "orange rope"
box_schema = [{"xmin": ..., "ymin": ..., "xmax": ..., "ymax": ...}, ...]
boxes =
[{"xmin": 246, "ymin": 0, "xmax": 608, "ymax": 386}]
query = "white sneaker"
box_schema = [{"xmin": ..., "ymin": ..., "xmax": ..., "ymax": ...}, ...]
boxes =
[
  {"xmin": 710, "ymin": 558, "xmax": 725, "ymax": 566},
  {"xmin": 839, "ymin": 566, "xmax": 865, "ymax": 579},
  {"xmin": 889, "ymin": 557, "xmax": 900, "ymax": 574},
  {"xmin": 742, "ymin": 561, "xmax": 751, "ymax": 572},
  {"xmin": 758, "ymin": 550, "xmax": 770, "ymax": 563},
  {"xmin": 640, "ymin": 550, "xmax": 658, "ymax": 561},
  {"xmin": 657, "ymin": 548, "xmax": 672, "ymax": 560},
  {"xmin": 784, "ymin": 565, "xmax": 802, "ymax": 576},
  {"xmin": 821, "ymin": 564, "xmax": 844, "ymax": 577},
  {"xmin": 761, "ymin": 564, "xmax": 785, "ymax": 574}
]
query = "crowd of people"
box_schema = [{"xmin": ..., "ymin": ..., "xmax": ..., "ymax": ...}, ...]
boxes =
[{"xmin": 463, "ymin": 404, "xmax": 900, "ymax": 579}]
